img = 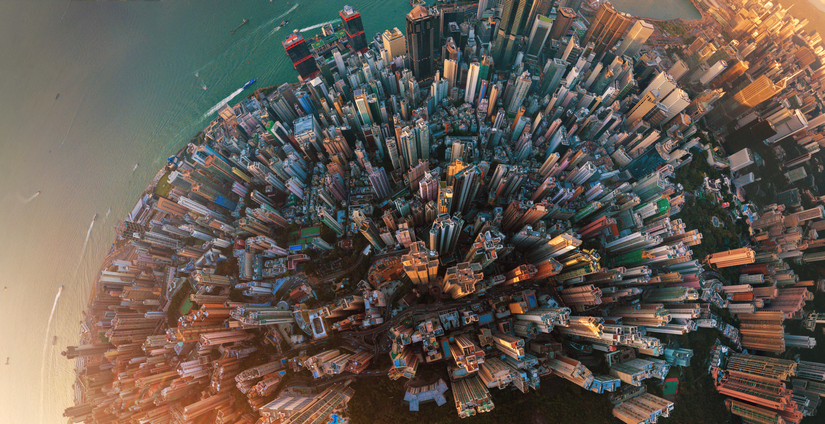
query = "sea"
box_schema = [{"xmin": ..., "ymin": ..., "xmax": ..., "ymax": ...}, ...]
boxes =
[{"xmin": 0, "ymin": 1, "xmax": 696, "ymax": 423}]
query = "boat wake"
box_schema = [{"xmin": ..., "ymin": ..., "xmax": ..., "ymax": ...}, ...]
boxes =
[
  {"xmin": 59, "ymin": 90, "xmax": 88, "ymax": 148},
  {"xmin": 300, "ymin": 19, "xmax": 339, "ymax": 33},
  {"xmin": 193, "ymin": 3, "xmax": 299, "ymax": 76},
  {"xmin": 267, "ymin": 4, "xmax": 301, "ymax": 36},
  {"xmin": 18, "ymin": 191, "xmax": 40, "ymax": 203},
  {"xmin": 275, "ymin": 4, "xmax": 300, "ymax": 23},
  {"xmin": 73, "ymin": 216, "xmax": 96, "ymax": 277},
  {"xmin": 204, "ymin": 87, "xmax": 244, "ymax": 117},
  {"xmin": 38, "ymin": 285, "xmax": 63, "ymax": 424}
]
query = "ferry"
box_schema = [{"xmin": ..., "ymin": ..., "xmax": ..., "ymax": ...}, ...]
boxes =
[{"xmin": 243, "ymin": 78, "xmax": 257, "ymax": 89}]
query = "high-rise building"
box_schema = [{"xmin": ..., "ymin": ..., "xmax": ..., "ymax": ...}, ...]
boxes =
[
  {"xmin": 465, "ymin": 62, "xmax": 480, "ymax": 104},
  {"xmin": 430, "ymin": 213, "xmax": 464, "ymax": 253},
  {"xmin": 416, "ymin": 119, "xmax": 430, "ymax": 161},
  {"xmin": 367, "ymin": 164, "xmax": 392, "ymax": 199},
  {"xmin": 582, "ymin": 2, "xmax": 633, "ymax": 58},
  {"xmin": 444, "ymin": 59, "xmax": 458, "ymax": 91},
  {"xmin": 699, "ymin": 60, "xmax": 728, "ymax": 85},
  {"xmin": 382, "ymin": 27, "xmax": 407, "ymax": 59},
  {"xmin": 319, "ymin": 208, "xmax": 345, "ymax": 236},
  {"xmin": 340, "ymin": 6, "xmax": 368, "ymax": 52},
  {"xmin": 488, "ymin": 82, "xmax": 502, "ymax": 117},
  {"xmin": 626, "ymin": 91, "xmax": 658, "ymax": 126},
  {"xmin": 660, "ymin": 88, "xmax": 690, "ymax": 122},
  {"xmin": 406, "ymin": 6, "xmax": 436, "ymax": 81},
  {"xmin": 283, "ymin": 32, "xmax": 320, "ymax": 80},
  {"xmin": 616, "ymin": 20, "xmax": 653, "ymax": 57},
  {"xmin": 358, "ymin": 218, "xmax": 385, "ymax": 250},
  {"xmin": 526, "ymin": 15, "xmax": 553, "ymax": 58},
  {"xmin": 539, "ymin": 58, "xmax": 568, "ymax": 97},
  {"xmin": 419, "ymin": 171, "xmax": 439, "ymax": 202},
  {"xmin": 452, "ymin": 165, "xmax": 481, "ymax": 215},
  {"xmin": 549, "ymin": 7, "xmax": 577, "ymax": 41},
  {"xmin": 402, "ymin": 241, "xmax": 439, "ymax": 285},
  {"xmin": 713, "ymin": 60, "xmax": 748, "ymax": 88},
  {"xmin": 442, "ymin": 262, "xmax": 484, "ymax": 299},
  {"xmin": 507, "ymin": 71, "xmax": 532, "ymax": 113},
  {"xmin": 492, "ymin": 0, "xmax": 535, "ymax": 66}
]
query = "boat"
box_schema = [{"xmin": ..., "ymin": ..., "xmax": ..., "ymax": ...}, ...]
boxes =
[
  {"xmin": 281, "ymin": 20, "xmax": 288, "ymax": 26},
  {"xmin": 133, "ymin": 163, "xmax": 139, "ymax": 172},
  {"xmin": 92, "ymin": 213, "xmax": 98, "ymax": 222},
  {"xmin": 36, "ymin": 191, "xmax": 41, "ymax": 196},
  {"xmin": 243, "ymin": 78, "xmax": 257, "ymax": 89},
  {"xmin": 55, "ymin": 93, "xmax": 60, "ymax": 100},
  {"xmin": 5, "ymin": 357, "xmax": 8, "ymax": 365},
  {"xmin": 52, "ymin": 336, "xmax": 57, "ymax": 346}
]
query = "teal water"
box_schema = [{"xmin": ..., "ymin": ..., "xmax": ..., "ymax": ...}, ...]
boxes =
[
  {"xmin": 610, "ymin": 0, "xmax": 702, "ymax": 20},
  {"xmin": 0, "ymin": 1, "xmax": 405, "ymax": 423}
]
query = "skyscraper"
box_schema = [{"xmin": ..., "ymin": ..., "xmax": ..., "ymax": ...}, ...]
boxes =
[
  {"xmin": 507, "ymin": 71, "xmax": 532, "ymax": 113},
  {"xmin": 452, "ymin": 165, "xmax": 481, "ymax": 214},
  {"xmin": 492, "ymin": 0, "xmax": 535, "ymax": 67},
  {"xmin": 319, "ymin": 208, "xmax": 344, "ymax": 236},
  {"xmin": 615, "ymin": 19, "xmax": 653, "ymax": 57},
  {"xmin": 465, "ymin": 62, "xmax": 480, "ymax": 104},
  {"xmin": 626, "ymin": 91, "xmax": 658, "ymax": 126},
  {"xmin": 340, "ymin": 6, "xmax": 368, "ymax": 52},
  {"xmin": 402, "ymin": 241, "xmax": 439, "ymax": 285},
  {"xmin": 406, "ymin": 6, "xmax": 436, "ymax": 81},
  {"xmin": 539, "ymin": 58, "xmax": 568, "ymax": 97},
  {"xmin": 382, "ymin": 27, "xmax": 407, "ymax": 59},
  {"xmin": 526, "ymin": 15, "xmax": 553, "ymax": 58},
  {"xmin": 582, "ymin": 2, "xmax": 633, "ymax": 58},
  {"xmin": 708, "ymin": 75, "xmax": 786, "ymax": 128},
  {"xmin": 549, "ymin": 7, "xmax": 577, "ymax": 41},
  {"xmin": 358, "ymin": 218, "xmax": 386, "ymax": 250},
  {"xmin": 444, "ymin": 59, "xmax": 458, "ymax": 91},
  {"xmin": 367, "ymin": 164, "xmax": 392, "ymax": 199},
  {"xmin": 283, "ymin": 32, "xmax": 320, "ymax": 80}
]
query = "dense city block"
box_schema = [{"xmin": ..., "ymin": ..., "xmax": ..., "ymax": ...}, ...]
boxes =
[{"xmin": 63, "ymin": 0, "xmax": 825, "ymax": 423}]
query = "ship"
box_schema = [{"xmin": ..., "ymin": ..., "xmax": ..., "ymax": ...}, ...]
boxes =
[
  {"xmin": 243, "ymin": 78, "xmax": 257, "ymax": 89},
  {"xmin": 230, "ymin": 18, "xmax": 249, "ymax": 34}
]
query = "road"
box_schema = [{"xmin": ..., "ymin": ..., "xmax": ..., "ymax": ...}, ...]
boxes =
[
  {"xmin": 307, "ymin": 247, "xmax": 410, "ymax": 285},
  {"xmin": 307, "ymin": 250, "xmax": 368, "ymax": 285},
  {"xmin": 340, "ymin": 299, "xmax": 478, "ymax": 356}
]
